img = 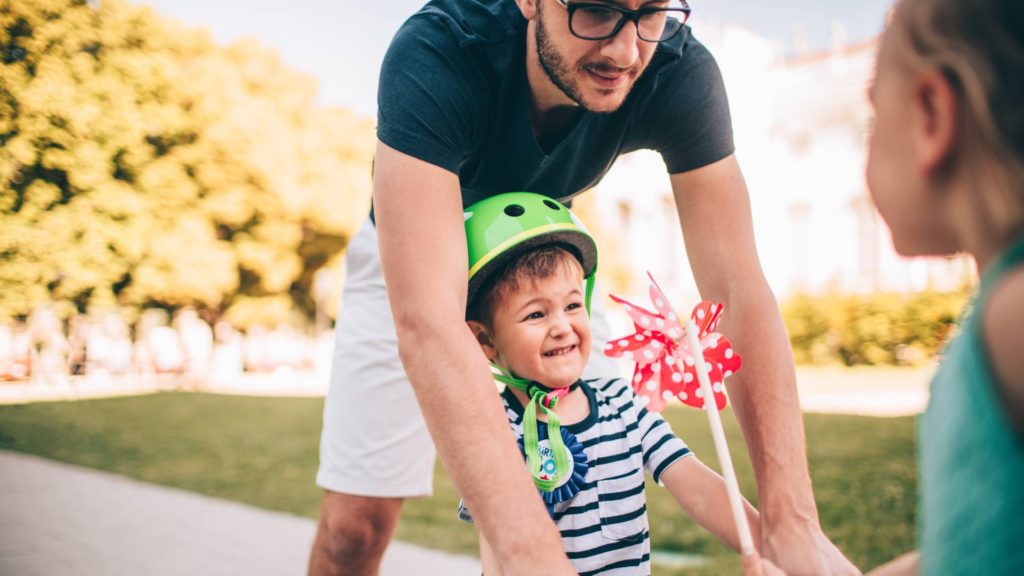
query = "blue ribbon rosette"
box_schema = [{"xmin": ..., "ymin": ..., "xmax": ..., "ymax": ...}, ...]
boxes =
[{"xmin": 518, "ymin": 422, "xmax": 589, "ymax": 514}]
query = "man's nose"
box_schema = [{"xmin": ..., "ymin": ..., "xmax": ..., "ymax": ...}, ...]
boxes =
[{"xmin": 599, "ymin": 19, "xmax": 640, "ymax": 68}]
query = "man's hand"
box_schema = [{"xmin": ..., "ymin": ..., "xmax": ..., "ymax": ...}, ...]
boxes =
[
  {"xmin": 744, "ymin": 550, "xmax": 787, "ymax": 576},
  {"xmin": 763, "ymin": 521, "xmax": 861, "ymax": 576}
]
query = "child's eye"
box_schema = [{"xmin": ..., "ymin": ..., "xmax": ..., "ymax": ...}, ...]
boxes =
[
  {"xmin": 524, "ymin": 311, "xmax": 544, "ymax": 321},
  {"xmin": 567, "ymin": 302, "xmax": 582, "ymax": 311}
]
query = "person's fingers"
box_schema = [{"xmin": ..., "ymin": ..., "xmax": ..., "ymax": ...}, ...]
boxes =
[{"xmin": 743, "ymin": 551, "xmax": 766, "ymax": 576}]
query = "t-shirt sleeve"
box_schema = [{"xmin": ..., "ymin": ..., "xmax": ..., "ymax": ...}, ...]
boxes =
[
  {"xmin": 636, "ymin": 395, "xmax": 692, "ymax": 484},
  {"xmin": 376, "ymin": 15, "xmax": 489, "ymax": 174},
  {"xmin": 643, "ymin": 39, "xmax": 735, "ymax": 174}
]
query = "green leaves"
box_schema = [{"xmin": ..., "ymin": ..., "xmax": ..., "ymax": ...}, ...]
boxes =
[{"xmin": 1, "ymin": 0, "xmax": 374, "ymax": 324}]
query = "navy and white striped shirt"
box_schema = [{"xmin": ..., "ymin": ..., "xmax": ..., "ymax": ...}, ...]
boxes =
[{"xmin": 463, "ymin": 377, "xmax": 692, "ymax": 575}]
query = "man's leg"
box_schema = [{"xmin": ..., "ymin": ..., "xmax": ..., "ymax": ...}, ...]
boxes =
[
  {"xmin": 310, "ymin": 219, "xmax": 435, "ymax": 576},
  {"xmin": 308, "ymin": 491, "xmax": 403, "ymax": 576}
]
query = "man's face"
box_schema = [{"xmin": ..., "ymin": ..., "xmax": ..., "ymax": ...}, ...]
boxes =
[{"xmin": 535, "ymin": 0, "xmax": 663, "ymax": 113}]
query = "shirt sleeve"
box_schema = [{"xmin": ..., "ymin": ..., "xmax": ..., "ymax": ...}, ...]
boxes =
[
  {"xmin": 635, "ymin": 393, "xmax": 692, "ymax": 484},
  {"xmin": 376, "ymin": 14, "xmax": 490, "ymax": 174},
  {"xmin": 643, "ymin": 37, "xmax": 735, "ymax": 174}
]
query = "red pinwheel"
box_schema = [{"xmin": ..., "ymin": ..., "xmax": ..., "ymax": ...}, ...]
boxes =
[
  {"xmin": 604, "ymin": 273, "xmax": 742, "ymax": 412},
  {"xmin": 604, "ymin": 272, "xmax": 757, "ymax": 557}
]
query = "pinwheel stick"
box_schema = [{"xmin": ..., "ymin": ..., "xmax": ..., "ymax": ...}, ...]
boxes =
[{"xmin": 683, "ymin": 319, "xmax": 755, "ymax": 557}]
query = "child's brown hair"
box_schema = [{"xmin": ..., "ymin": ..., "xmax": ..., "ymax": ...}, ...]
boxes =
[{"xmin": 467, "ymin": 245, "xmax": 584, "ymax": 327}]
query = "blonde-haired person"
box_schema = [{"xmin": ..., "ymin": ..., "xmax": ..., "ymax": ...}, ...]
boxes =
[{"xmin": 865, "ymin": 0, "xmax": 1024, "ymax": 574}]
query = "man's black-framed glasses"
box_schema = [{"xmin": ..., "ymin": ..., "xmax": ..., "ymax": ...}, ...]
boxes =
[{"xmin": 555, "ymin": 0, "xmax": 691, "ymax": 43}]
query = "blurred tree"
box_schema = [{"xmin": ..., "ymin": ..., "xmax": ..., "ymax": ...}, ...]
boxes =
[{"xmin": 0, "ymin": 0, "xmax": 374, "ymax": 325}]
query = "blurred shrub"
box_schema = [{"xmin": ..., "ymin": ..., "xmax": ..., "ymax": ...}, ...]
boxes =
[{"xmin": 782, "ymin": 290, "xmax": 969, "ymax": 366}]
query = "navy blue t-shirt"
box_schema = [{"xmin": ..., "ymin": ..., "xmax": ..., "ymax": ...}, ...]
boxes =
[{"xmin": 376, "ymin": 0, "xmax": 734, "ymax": 208}]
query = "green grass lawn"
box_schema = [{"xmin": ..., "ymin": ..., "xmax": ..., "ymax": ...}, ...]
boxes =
[{"xmin": 0, "ymin": 392, "xmax": 915, "ymax": 574}]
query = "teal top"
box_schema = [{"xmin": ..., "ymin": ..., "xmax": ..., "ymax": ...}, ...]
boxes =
[{"xmin": 920, "ymin": 235, "xmax": 1024, "ymax": 576}]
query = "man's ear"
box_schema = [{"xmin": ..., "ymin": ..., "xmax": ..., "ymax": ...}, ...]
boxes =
[
  {"xmin": 515, "ymin": 0, "xmax": 538, "ymax": 20},
  {"xmin": 912, "ymin": 68, "xmax": 960, "ymax": 178},
  {"xmin": 467, "ymin": 320, "xmax": 498, "ymax": 362}
]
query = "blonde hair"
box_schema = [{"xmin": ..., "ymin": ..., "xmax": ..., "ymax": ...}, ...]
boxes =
[{"xmin": 888, "ymin": 0, "xmax": 1024, "ymax": 238}]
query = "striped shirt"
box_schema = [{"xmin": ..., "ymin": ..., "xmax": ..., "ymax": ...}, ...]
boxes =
[{"xmin": 463, "ymin": 377, "xmax": 692, "ymax": 575}]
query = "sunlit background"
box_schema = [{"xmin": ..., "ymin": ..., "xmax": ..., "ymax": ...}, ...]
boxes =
[{"xmin": 2, "ymin": 0, "xmax": 966, "ymax": 405}]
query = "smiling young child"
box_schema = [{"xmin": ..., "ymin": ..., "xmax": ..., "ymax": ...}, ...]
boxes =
[
  {"xmin": 458, "ymin": 192, "xmax": 772, "ymax": 575},
  {"xmin": 864, "ymin": 0, "xmax": 1024, "ymax": 574}
]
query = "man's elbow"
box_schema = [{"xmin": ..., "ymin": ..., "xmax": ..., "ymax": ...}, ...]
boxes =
[{"xmin": 391, "ymin": 306, "xmax": 463, "ymax": 363}]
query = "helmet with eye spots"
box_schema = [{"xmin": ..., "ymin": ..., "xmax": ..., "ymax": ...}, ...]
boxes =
[{"xmin": 464, "ymin": 191, "xmax": 598, "ymax": 314}]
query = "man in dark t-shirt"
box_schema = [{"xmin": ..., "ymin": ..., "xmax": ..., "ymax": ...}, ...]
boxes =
[{"xmin": 309, "ymin": 1, "xmax": 860, "ymax": 575}]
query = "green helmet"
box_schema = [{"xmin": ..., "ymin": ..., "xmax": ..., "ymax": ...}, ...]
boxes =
[{"xmin": 464, "ymin": 191, "xmax": 598, "ymax": 313}]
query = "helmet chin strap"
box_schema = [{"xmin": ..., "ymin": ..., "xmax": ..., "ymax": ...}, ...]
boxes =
[
  {"xmin": 491, "ymin": 367, "xmax": 573, "ymax": 492},
  {"xmin": 584, "ymin": 274, "xmax": 595, "ymax": 316}
]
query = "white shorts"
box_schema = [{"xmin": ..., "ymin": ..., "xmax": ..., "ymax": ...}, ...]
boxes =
[{"xmin": 316, "ymin": 218, "xmax": 621, "ymax": 498}]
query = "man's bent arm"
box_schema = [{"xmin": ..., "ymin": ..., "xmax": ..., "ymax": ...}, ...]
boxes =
[
  {"xmin": 373, "ymin": 141, "xmax": 575, "ymax": 575},
  {"xmin": 670, "ymin": 155, "xmax": 860, "ymax": 575}
]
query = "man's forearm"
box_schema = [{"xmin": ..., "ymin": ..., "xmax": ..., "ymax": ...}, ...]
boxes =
[
  {"xmin": 718, "ymin": 281, "xmax": 818, "ymax": 529},
  {"xmin": 394, "ymin": 317, "xmax": 575, "ymax": 574}
]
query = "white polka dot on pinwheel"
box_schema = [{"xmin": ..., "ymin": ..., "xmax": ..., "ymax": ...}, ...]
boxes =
[
  {"xmin": 725, "ymin": 348, "xmax": 734, "ymax": 359},
  {"xmin": 618, "ymin": 339, "xmax": 629, "ymax": 347},
  {"xmin": 665, "ymin": 355, "xmax": 676, "ymax": 364},
  {"xmin": 651, "ymin": 362, "xmax": 660, "ymax": 372},
  {"xmin": 640, "ymin": 317, "xmax": 650, "ymax": 326},
  {"xmin": 697, "ymin": 308, "xmax": 706, "ymax": 319},
  {"xmin": 671, "ymin": 372, "xmax": 683, "ymax": 383},
  {"xmin": 683, "ymin": 372, "xmax": 694, "ymax": 383},
  {"xmin": 684, "ymin": 356, "xmax": 695, "ymax": 366},
  {"xmin": 646, "ymin": 380, "xmax": 658, "ymax": 391},
  {"xmin": 679, "ymin": 391, "xmax": 688, "ymax": 400},
  {"xmin": 704, "ymin": 361, "xmax": 713, "ymax": 372},
  {"xmin": 713, "ymin": 382, "xmax": 724, "ymax": 393},
  {"xmin": 662, "ymin": 390, "xmax": 674, "ymax": 400},
  {"xmin": 667, "ymin": 312, "xmax": 677, "ymax": 321},
  {"xmin": 634, "ymin": 373, "xmax": 642, "ymax": 383},
  {"xmin": 656, "ymin": 298, "xmax": 664, "ymax": 308},
  {"xmin": 725, "ymin": 370, "xmax": 733, "ymax": 377},
  {"xmin": 634, "ymin": 334, "xmax": 644, "ymax": 341},
  {"xmin": 643, "ymin": 350, "xmax": 654, "ymax": 360},
  {"xmin": 651, "ymin": 340, "xmax": 661, "ymax": 348},
  {"xmin": 695, "ymin": 388, "xmax": 704, "ymax": 398},
  {"xmin": 655, "ymin": 318, "xmax": 665, "ymax": 328}
]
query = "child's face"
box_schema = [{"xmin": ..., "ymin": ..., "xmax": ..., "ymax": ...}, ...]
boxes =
[
  {"xmin": 482, "ymin": 264, "xmax": 592, "ymax": 389},
  {"xmin": 866, "ymin": 19, "xmax": 959, "ymax": 257},
  {"xmin": 867, "ymin": 30, "xmax": 925, "ymax": 255}
]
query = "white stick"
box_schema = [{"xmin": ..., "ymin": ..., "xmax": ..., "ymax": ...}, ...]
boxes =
[{"xmin": 683, "ymin": 319, "xmax": 755, "ymax": 556}]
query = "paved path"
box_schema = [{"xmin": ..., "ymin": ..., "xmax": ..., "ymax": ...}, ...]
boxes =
[{"xmin": 0, "ymin": 450, "xmax": 480, "ymax": 576}]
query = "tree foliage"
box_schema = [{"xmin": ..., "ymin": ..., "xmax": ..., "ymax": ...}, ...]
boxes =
[{"xmin": 0, "ymin": 0, "xmax": 374, "ymax": 325}]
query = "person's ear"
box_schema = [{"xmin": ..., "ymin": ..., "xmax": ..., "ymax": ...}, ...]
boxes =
[
  {"xmin": 467, "ymin": 320, "xmax": 498, "ymax": 362},
  {"xmin": 912, "ymin": 68, "xmax": 959, "ymax": 178},
  {"xmin": 515, "ymin": 0, "xmax": 538, "ymax": 21}
]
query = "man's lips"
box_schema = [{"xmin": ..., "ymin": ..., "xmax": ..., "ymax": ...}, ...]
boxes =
[
  {"xmin": 544, "ymin": 344, "xmax": 578, "ymax": 357},
  {"xmin": 584, "ymin": 65, "xmax": 635, "ymax": 88}
]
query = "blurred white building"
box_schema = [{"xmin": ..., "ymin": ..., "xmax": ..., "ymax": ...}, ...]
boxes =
[{"xmin": 592, "ymin": 23, "xmax": 973, "ymax": 302}]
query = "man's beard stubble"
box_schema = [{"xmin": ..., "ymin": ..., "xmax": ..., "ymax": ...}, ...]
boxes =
[{"xmin": 534, "ymin": 5, "xmax": 642, "ymax": 114}]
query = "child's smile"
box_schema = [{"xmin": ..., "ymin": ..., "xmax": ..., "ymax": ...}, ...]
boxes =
[{"xmin": 486, "ymin": 264, "xmax": 592, "ymax": 389}]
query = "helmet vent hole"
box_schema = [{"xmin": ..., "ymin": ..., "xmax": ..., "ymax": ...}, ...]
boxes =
[
  {"xmin": 504, "ymin": 204, "xmax": 525, "ymax": 217},
  {"xmin": 543, "ymin": 199, "xmax": 561, "ymax": 211}
]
